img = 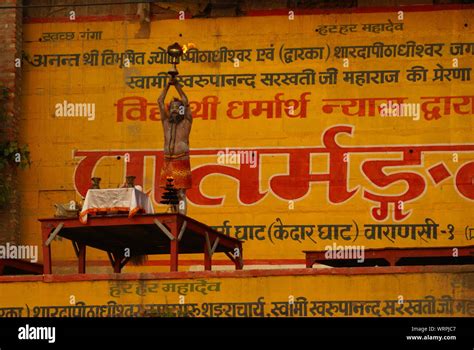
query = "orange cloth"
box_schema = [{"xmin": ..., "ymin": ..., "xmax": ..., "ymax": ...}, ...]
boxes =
[{"xmin": 159, "ymin": 154, "xmax": 192, "ymax": 189}]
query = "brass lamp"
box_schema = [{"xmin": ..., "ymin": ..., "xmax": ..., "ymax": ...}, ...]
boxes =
[{"xmin": 167, "ymin": 42, "xmax": 183, "ymax": 79}]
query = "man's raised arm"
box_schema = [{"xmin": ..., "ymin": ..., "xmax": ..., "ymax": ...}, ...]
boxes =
[
  {"xmin": 174, "ymin": 81, "xmax": 188, "ymax": 105},
  {"xmin": 158, "ymin": 81, "xmax": 171, "ymax": 119},
  {"xmin": 174, "ymin": 81, "xmax": 192, "ymax": 122}
]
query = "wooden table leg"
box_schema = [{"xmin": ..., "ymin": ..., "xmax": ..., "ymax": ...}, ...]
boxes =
[
  {"xmin": 305, "ymin": 254, "xmax": 313, "ymax": 268},
  {"xmin": 169, "ymin": 221, "xmax": 179, "ymax": 272},
  {"xmin": 41, "ymin": 224, "xmax": 52, "ymax": 274},
  {"xmin": 78, "ymin": 243, "xmax": 86, "ymax": 274},
  {"xmin": 113, "ymin": 253, "xmax": 122, "ymax": 273},
  {"xmin": 204, "ymin": 241, "xmax": 212, "ymax": 271},
  {"xmin": 236, "ymin": 243, "xmax": 243, "ymax": 270},
  {"xmin": 107, "ymin": 251, "xmax": 121, "ymax": 273}
]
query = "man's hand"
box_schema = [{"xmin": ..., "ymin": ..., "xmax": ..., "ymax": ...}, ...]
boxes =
[
  {"xmin": 174, "ymin": 80, "xmax": 188, "ymax": 105},
  {"xmin": 168, "ymin": 75, "xmax": 179, "ymax": 86},
  {"xmin": 158, "ymin": 80, "xmax": 171, "ymax": 105}
]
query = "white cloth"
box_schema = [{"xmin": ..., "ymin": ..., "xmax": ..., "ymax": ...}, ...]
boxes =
[{"xmin": 79, "ymin": 188, "xmax": 154, "ymax": 224}]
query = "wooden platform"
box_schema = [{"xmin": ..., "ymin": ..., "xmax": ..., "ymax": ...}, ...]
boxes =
[
  {"xmin": 304, "ymin": 246, "xmax": 474, "ymax": 268},
  {"xmin": 0, "ymin": 259, "xmax": 43, "ymax": 276},
  {"xmin": 38, "ymin": 213, "xmax": 243, "ymax": 274}
]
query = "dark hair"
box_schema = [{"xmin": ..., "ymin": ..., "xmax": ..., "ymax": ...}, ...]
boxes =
[{"xmin": 168, "ymin": 97, "xmax": 183, "ymax": 110}]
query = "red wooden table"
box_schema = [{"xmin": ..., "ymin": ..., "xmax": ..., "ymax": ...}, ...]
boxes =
[
  {"xmin": 304, "ymin": 246, "xmax": 474, "ymax": 268},
  {"xmin": 38, "ymin": 213, "xmax": 243, "ymax": 274}
]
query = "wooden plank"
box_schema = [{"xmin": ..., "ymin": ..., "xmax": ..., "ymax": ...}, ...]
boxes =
[
  {"xmin": 178, "ymin": 221, "xmax": 187, "ymax": 241},
  {"xmin": 154, "ymin": 219, "xmax": 175, "ymax": 241},
  {"xmin": 210, "ymin": 237, "xmax": 220, "ymax": 256},
  {"xmin": 71, "ymin": 241, "xmax": 79, "ymax": 258},
  {"xmin": 107, "ymin": 251, "xmax": 115, "ymax": 266},
  {"xmin": 225, "ymin": 251, "xmax": 236, "ymax": 263},
  {"xmin": 45, "ymin": 222, "xmax": 64, "ymax": 246},
  {"xmin": 120, "ymin": 257, "xmax": 130, "ymax": 269}
]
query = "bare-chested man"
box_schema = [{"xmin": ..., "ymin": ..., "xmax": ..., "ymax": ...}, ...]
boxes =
[{"xmin": 158, "ymin": 77, "xmax": 192, "ymax": 214}]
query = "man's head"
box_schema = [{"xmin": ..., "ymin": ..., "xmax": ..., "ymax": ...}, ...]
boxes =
[{"xmin": 168, "ymin": 97, "xmax": 185, "ymax": 123}]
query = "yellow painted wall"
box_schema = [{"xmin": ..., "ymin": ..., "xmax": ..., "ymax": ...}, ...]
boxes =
[
  {"xmin": 1, "ymin": 268, "xmax": 473, "ymax": 317},
  {"xmin": 19, "ymin": 8, "xmax": 474, "ymax": 268}
]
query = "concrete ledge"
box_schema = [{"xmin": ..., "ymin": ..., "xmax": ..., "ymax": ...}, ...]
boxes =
[{"xmin": 0, "ymin": 264, "xmax": 473, "ymax": 283}]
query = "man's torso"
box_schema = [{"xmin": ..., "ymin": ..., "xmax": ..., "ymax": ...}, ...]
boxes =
[{"xmin": 162, "ymin": 119, "xmax": 192, "ymax": 156}]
